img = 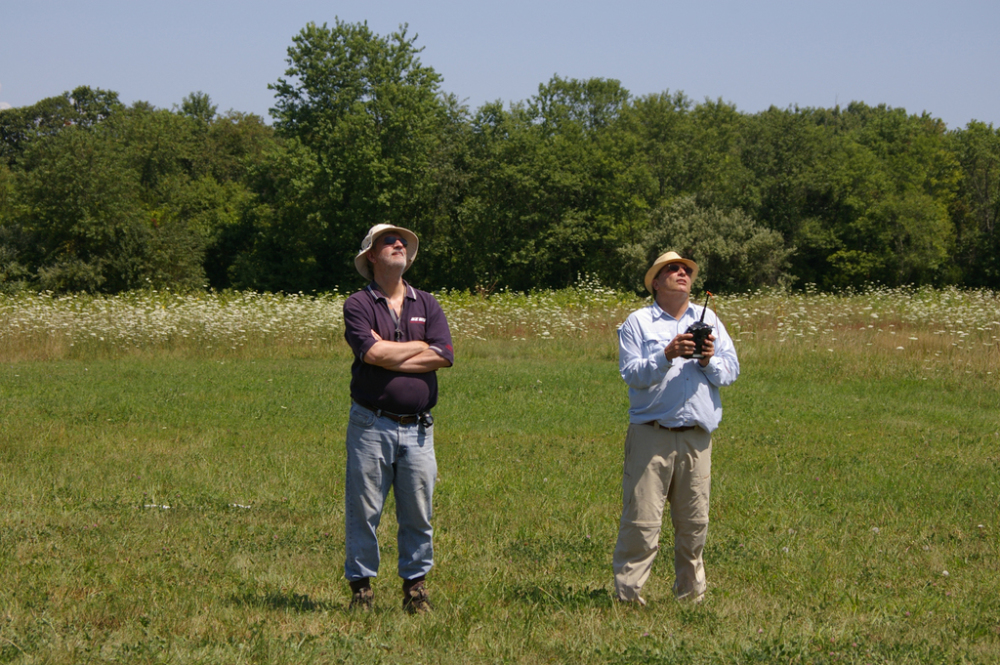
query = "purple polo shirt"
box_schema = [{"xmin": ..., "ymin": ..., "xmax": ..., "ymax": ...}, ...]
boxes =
[{"xmin": 343, "ymin": 282, "xmax": 454, "ymax": 415}]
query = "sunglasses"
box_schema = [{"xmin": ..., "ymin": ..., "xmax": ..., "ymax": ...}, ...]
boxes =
[
  {"xmin": 380, "ymin": 234, "xmax": 408, "ymax": 248},
  {"xmin": 662, "ymin": 263, "xmax": 693, "ymax": 277}
]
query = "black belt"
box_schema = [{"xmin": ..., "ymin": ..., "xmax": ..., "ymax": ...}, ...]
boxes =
[
  {"xmin": 643, "ymin": 422, "xmax": 696, "ymax": 432},
  {"xmin": 354, "ymin": 400, "xmax": 424, "ymax": 425}
]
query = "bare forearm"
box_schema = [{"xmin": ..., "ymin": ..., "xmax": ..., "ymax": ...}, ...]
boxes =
[
  {"xmin": 383, "ymin": 348, "xmax": 452, "ymax": 373},
  {"xmin": 364, "ymin": 340, "xmax": 429, "ymax": 367}
]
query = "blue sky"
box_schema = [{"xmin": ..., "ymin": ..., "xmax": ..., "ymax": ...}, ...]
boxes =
[{"xmin": 2, "ymin": 0, "xmax": 997, "ymax": 129}]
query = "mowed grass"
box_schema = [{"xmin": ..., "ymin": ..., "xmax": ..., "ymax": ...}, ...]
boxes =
[{"xmin": 1, "ymin": 289, "xmax": 999, "ymax": 664}]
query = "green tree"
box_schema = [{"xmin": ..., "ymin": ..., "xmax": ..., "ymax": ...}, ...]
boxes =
[
  {"xmin": 180, "ymin": 91, "xmax": 218, "ymax": 123},
  {"xmin": 619, "ymin": 91, "xmax": 696, "ymax": 204},
  {"xmin": 620, "ymin": 93, "xmax": 751, "ymax": 223},
  {"xmin": 13, "ymin": 125, "xmax": 145, "ymax": 291},
  {"xmin": 728, "ymin": 103, "xmax": 959, "ymax": 288},
  {"xmin": 227, "ymin": 139, "xmax": 325, "ymax": 290},
  {"xmin": 262, "ymin": 19, "xmax": 449, "ymax": 290},
  {"xmin": 103, "ymin": 103, "xmax": 274, "ymax": 290},
  {"xmin": 394, "ymin": 93, "xmax": 475, "ymax": 288},
  {"xmin": 685, "ymin": 98, "xmax": 751, "ymax": 210},
  {"xmin": 425, "ymin": 99, "xmax": 532, "ymax": 290},
  {"xmin": 439, "ymin": 77, "xmax": 652, "ymax": 291},
  {"xmin": 952, "ymin": 121, "xmax": 1000, "ymax": 286},
  {"xmin": 521, "ymin": 76, "xmax": 647, "ymax": 287},
  {"xmin": 1, "ymin": 94, "xmax": 271, "ymax": 292},
  {"xmin": 0, "ymin": 86, "xmax": 122, "ymax": 166},
  {"xmin": 0, "ymin": 162, "xmax": 11, "ymax": 220},
  {"xmin": 198, "ymin": 111, "xmax": 281, "ymax": 288},
  {"xmin": 0, "ymin": 162, "xmax": 30, "ymax": 291},
  {"xmin": 821, "ymin": 104, "xmax": 959, "ymax": 287}
]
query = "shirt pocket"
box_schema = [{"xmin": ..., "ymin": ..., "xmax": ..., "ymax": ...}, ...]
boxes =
[{"xmin": 640, "ymin": 331, "xmax": 673, "ymax": 358}]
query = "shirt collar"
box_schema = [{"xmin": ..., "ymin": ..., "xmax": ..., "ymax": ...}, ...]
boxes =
[
  {"xmin": 366, "ymin": 281, "xmax": 416, "ymax": 302},
  {"xmin": 651, "ymin": 299, "xmax": 696, "ymax": 321}
]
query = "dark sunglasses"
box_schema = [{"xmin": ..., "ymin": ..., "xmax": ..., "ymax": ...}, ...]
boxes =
[
  {"xmin": 380, "ymin": 234, "xmax": 408, "ymax": 248},
  {"xmin": 663, "ymin": 263, "xmax": 693, "ymax": 277}
]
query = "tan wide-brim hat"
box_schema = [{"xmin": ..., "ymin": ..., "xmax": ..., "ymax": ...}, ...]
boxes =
[
  {"xmin": 643, "ymin": 251, "xmax": 699, "ymax": 293},
  {"xmin": 355, "ymin": 224, "xmax": 419, "ymax": 281}
]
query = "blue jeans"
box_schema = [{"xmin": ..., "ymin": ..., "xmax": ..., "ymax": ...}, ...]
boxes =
[{"xmin": 344, "ymin": 402, "xmax": 437, "ymax": 582}]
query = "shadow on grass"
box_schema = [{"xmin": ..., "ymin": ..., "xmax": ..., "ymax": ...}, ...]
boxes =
[{"xmin": 228, "ymin": 589, "xmax": 339, "ymax": 613}]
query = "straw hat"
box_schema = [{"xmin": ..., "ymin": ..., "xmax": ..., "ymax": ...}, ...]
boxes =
[
  {"xmin": 354, "ymin": 224, "xmax": 419, "ymax": 281},
  {"xmin": 643, "ymin": 251, "xmax": 699, "ymax": 293}
]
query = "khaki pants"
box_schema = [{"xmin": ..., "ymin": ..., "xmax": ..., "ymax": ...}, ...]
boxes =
[{"xmin": 613, "ymin": 423, "xmax": 712, "ymax": 603}]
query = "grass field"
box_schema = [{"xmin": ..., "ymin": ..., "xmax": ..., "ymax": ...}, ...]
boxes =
[{"xmin": 1, "ymin": 285, "xmax": 998, "ymax": 664}]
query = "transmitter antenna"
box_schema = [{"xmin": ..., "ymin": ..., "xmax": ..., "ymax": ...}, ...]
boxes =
[{"xmin": 699, "ymin": 291, "xmax": 713, "ymax": 323}]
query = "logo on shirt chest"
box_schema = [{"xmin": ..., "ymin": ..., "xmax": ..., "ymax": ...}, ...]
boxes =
[{"xmin": 410, "ymin": 317, "xmax": 426, "ymax": 324}]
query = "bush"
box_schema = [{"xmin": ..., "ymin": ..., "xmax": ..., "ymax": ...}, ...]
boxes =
[{"xmin": 620, "ymin": 197, "xmax": 795, "ymax": 293}]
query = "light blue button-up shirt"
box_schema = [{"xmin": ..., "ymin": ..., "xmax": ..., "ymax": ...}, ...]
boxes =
[{"xmin": 618, "ymin": 300, "xmax": 740, "ymax": 433}]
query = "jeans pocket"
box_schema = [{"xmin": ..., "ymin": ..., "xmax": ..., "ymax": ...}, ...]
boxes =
[{"xmin": 348, "ymin": 403, "xmax": 377, "ymax": 429}]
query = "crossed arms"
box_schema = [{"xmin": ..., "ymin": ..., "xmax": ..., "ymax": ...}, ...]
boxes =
[{"xmin": 363, "ymin": 330, "xmax": 451, "ymax": 373}]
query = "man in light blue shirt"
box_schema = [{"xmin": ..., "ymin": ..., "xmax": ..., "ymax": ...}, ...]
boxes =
[{"xmin": 613, "ymin": 251, "xmax": 740, "ymax": 605}]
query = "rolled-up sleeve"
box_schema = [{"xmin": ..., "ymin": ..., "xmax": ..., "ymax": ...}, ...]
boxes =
[{"xmin": 618, "ymin": 315, "xmax": 671, "ymax": 389}]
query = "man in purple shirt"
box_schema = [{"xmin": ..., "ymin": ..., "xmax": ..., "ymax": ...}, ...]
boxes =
[{"xmin": 341, "ymin": 223, "xmax": 454, "ymax": 613}]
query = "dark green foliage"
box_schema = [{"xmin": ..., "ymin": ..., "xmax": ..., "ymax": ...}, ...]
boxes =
[
  {"xmin": 952, "ymin": 121, "xmax": 1000, "ymax": 286},
  {"xmin": 717, "ymin": 103, "xmax": 961, "ymax": 289},
  {"xmin": 830, "ymin": 104, "xmax": 958, "ymax": 287},
  {"xmin": 0, "ymin": 89, "xmax": 277, "ymax": 292},
  {"xmin": 1, "ymin": 26, "xmax": 998, "ymax": 293},
  {"xmin": 252, "ymin": 19, "xmax": 450, "ymax": 291},
  {"xmin": 0, "ymin": 86, "xmax": 122, "ymax": 166},
  {"xmin": 426, "ymin": 77, "xmax": 652, "ymax": 291},
  {"xmin": 15, "ymin": 125, "xmax": 145, "ymax": 291},
  {"xmin": 0, "ymin": 222, "xmax": 30, "ymax": 292},
  {"xmin": 227, "ymin": 139, "xmax": 326, "ymax": 290}
]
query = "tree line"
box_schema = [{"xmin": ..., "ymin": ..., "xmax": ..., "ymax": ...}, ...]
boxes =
[{"xmin": 2, "ymin": 19, "xmax": 998, "ymax": 295}]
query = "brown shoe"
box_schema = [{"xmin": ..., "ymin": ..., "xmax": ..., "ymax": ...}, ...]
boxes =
[
  {"xmin": 349, "ymin": 580, "xmax": 373, "ymax": 612},
  {"xmin": 402, "ymin": 579, "xmax": 432, "ymax": 614}
]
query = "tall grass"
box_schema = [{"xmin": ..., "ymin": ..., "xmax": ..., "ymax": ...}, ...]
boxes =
[
  {"xmin": 2, "ymin": 282, "xmax": 996, "ymax": 376},
  {"xmin": 1, "ymin": 282, "xmax": 998, "ymax": 663}
]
